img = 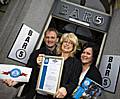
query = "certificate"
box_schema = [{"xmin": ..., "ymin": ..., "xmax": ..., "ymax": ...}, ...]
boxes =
[
  {"xmin": 36, "ymin": 55, "xmax": 64, "ymax": 95},
  {"xmin": 0, "ymin": 64, "xmax": 32, "ymax": 82}
]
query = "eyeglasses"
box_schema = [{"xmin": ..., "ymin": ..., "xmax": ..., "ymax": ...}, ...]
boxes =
[{"xmin": 63, "ymin": 40, "xmax": 73, "ymax": 45}]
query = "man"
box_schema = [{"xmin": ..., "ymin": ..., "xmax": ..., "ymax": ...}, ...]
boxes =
[
  {"xmin": 38, "ymin": 27, "xmax": 58, "ymax": 55},
  {"xmin": 13, "ymin": 27, "xmax": 58, "ymax": 99},
  {"xmin": 26, "ymin": 27, "xmax": 58, "ymax": 68},
  {"xmin": 35, "ymin": 27, "xmax": 58, "ymax": 67}
]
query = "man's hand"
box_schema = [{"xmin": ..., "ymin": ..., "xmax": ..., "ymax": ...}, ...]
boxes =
[
  {"xmin": 3, "ymin": 79, "xmax": 18, "ymax": 87},
  {"xmin": 36, "ymin": 54, "xmax": 44, "ymax": 67}
]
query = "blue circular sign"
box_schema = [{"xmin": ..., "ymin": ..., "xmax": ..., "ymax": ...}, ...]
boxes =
[{"xmin": 10, "ymin": 68, "xmax": 21, "ymax": 78}]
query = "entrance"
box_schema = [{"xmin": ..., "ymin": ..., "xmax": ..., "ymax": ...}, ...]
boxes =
[{"xmin": 36, "ymin": 0, "xmax": 111, "ymax": 66}]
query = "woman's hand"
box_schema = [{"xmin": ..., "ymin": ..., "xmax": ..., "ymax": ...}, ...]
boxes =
[
  {"xmin": 3, "ymin": 79, "xmax": 18, "ymax": 87},
  {"xmin": 55, "ymin": 87, "xmax": 67, "ymax": 98},
  {"xmin": 36, "ymin": 54, "xmax": 45, "ymax": 67}
]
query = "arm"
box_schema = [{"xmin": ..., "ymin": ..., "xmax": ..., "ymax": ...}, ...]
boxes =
[
  {"xmin": 3, "ymin": 79, "xmax": 18, "ymax": 87},
  {"xmin": 86, "ymin": 66, "xmax": 102, "ymax": 85},
  {"xmin": 64, "ymin": 59, "xmax": 82, "ymax": 95},
  {"xmin": 55, "ymin": 58, "xmax": 82, "ymax": 98}
]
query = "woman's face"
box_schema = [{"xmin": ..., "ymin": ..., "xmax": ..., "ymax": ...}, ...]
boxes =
[
  {"xmin": 81, "ymin": 47, "xmax": 93, "ymax": 65},
  {"xmin": 61, "ymin": 39, "xmax": 74, "ymax": 53}
]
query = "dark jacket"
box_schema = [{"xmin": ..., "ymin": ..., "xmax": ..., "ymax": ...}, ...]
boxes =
[
  {"xmin": 14, "ymin": 46, "xmax": 57, "ymax": 99},
  {"xmin": 36, "ymin": 57, "xmax": 82, "ymax": 99},
  {"xmin": 15, "ymin": 46, "xmax": 82, "ymax": 99},
  {"xmin": 84, "ymin": 65, "xmax": 102, "ymax": 85}
]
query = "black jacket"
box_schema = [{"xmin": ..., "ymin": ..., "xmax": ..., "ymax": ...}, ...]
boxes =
[
  {"xmin": 15, "ymin": 46, "xmax": 82, "ymax": 99},
  {"xmin": 15, "ymin": 46, "xmax": 57, "ymax": 99},
  {"xmin": 36, "ymin": 57, "xmax": 82, "ymax": 99},
  {"xmin": 84, "ymin": 65, "xmax": 102, "ymax": 85}
]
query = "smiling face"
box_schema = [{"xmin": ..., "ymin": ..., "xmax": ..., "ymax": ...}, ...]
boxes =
[
  {"xmin": 44, "ymin": 31, "xmax": 57, "ymax": 48},
  {"xmin": 81, "ymin": 47, "xmax": 93, "ymax": 65},
  {"xmin": 57, "ymin": 33, "xmax": 78, "ymax": 57},
  {"xmin": 61, "ymin": 39, "xmax": 74, "ymax": 53}
]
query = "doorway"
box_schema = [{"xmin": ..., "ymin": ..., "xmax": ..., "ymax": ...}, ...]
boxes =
[{"xmin": 37, "ymin": 16, "xmax": 105, "ymax": 65}]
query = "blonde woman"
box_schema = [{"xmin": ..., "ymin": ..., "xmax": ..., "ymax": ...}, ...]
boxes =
[{"xmin": 36, "ymin": 33, "xmax": 82, "ymax": 99}]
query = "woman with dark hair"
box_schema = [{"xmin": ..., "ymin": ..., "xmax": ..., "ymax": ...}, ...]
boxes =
[
  {"xmin": 79, "ymin": 42, "xmax": 102, "ymax": 85},
  {"xmin": 72, "ymin": 42, "xmax": 102, "ymax": 99}
]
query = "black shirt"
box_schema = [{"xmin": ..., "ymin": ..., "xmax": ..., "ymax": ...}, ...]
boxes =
[
  {"xmin": 36, "ymin": 57, "xmax": 82, "ymax": 99},
  {"xmin": 19, "ymin": 46, "xmax": 57, "ymax": 99}
]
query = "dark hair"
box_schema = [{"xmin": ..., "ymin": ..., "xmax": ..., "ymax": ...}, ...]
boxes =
[
  {"xmin": 45, "ymin": 27, "xmax": 58, "ymax": 36},
  {"xmin": 82, "ymin": 42, "xmax": 99, "ymax": 65}
]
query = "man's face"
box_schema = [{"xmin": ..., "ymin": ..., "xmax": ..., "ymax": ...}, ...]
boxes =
[{"xmin": 44, "ymin": 31, "xmax": 57, "ymax": 48}]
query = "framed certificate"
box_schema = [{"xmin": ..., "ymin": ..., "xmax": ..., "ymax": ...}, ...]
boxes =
[{"xmin": 36, "ymin": 55, "xmax": 64, "ymax": 95}]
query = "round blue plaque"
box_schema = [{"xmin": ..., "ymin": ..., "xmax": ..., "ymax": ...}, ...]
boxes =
[{"xmin": 10, "ymin": 68, "xmax": 21, "ymax": 78}]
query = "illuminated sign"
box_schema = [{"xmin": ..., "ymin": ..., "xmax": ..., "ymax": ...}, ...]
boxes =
[
  {"xmin": 52, "ymin": 0, "xmax": 111, "ymax": 32},
  {"xmin": 99, "ymin": 55, "xmax": 120, "ymax": 93},
  {"xmin": 8, "ymin": 24, "xmax": 40, "ymax": 64}
]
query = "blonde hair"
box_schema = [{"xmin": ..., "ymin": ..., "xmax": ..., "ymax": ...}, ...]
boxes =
[{"xmin": 57, "ymin": 33, "xmax": 79, "ymax": 57}]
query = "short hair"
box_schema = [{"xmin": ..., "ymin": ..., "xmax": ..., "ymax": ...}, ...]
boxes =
[
  {"xmin": 44, "ymin": 27, "xmax": 58, "ymax": 36},
  {"xmin": 57, "ymin": 33, "xmax": 79, "ymax": 57}
]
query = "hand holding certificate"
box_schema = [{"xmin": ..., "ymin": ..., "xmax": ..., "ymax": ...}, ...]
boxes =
[{"xmin": 36, "ymin": 55, "xmax": 64, "ymax": 95}]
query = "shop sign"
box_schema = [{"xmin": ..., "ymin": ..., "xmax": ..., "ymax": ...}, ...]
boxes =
[
  {"xmin": 8, "ymin": 24, "xmax": 40, "ymax": 64},
  {"xmin": 52, "ymin": 0, "xmax": 111, "ymax": 32},
  {"xmin": 99, "ymin": 55, "xmax": 120, "ymax": 93}
]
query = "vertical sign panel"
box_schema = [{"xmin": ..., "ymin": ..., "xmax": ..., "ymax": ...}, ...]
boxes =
[
  {"xmin": 99, "ymin": 55, "xmax": 120, "ymax": 93},
  {"xmin": 8, "ymin": 24, "xmax": 40, "ymax": 64}
]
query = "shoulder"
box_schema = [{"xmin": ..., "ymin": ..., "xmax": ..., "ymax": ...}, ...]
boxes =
[
  {"xmin": 88, "ymin": 66, "xmax": 101, "ymax": 76},
  {"xmin": 67, "ymin": 57, "xmax": 82, "ymax": 69},
  {"xmin": 30, "ymin": 49, "xmax": 41, "ymax": 56},
  {"xmin": 66, "ymin": 57, "xmax": 80, "ymax": 63},
  {"xmin": 87, "ymin": 66, "xmax": 102, "ymax": 85},
  {"xmin": 31, "ymin": 47, "xmax": 46, "ymax": 55},
  {"xmin": 69, "ymin": 57, "xmax": 82, "ymax": 66},
  {"xmin": 28, "ymin": 49, "xmax": 44, "ymax": 60},
  {"xmin": 90, "ymin": 66, "xmax": 100, "ymax": 73},
  {"xmin": 67, "ymin": 56, "xmax": 79, "ymax": 61},
  {"xmin": 73, "ymin": 57, "xmax": 82, "ymax": 65}
]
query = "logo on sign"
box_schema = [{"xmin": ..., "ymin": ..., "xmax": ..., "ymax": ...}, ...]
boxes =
[
  {"xmin": 102, "ymin": 77, "xmax": 111, "ymax": 88},
  {"xmin": 93, "ymin": 16, "xmax": 104, "ymax": 26},
  {"xmin": 44, "ymin": 58, "xmax": 49, "ymax": 64},
  {"xmin": 10, "ymin": 68, "xmax": 21, "ymax": 78},
  {"xmin": 16, "ymin": 49, "xmax": 26, "ymax": 59}
]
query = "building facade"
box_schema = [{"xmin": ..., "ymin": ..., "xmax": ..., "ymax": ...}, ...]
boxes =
[{"xmin": 0, "ymin": 0, "xmax": 120, "ymax": 99}]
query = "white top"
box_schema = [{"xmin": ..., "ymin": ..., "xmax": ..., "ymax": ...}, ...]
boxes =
[{"xmin": 78, "ymin": 66, "xmax": 90, "ymax": 85}]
